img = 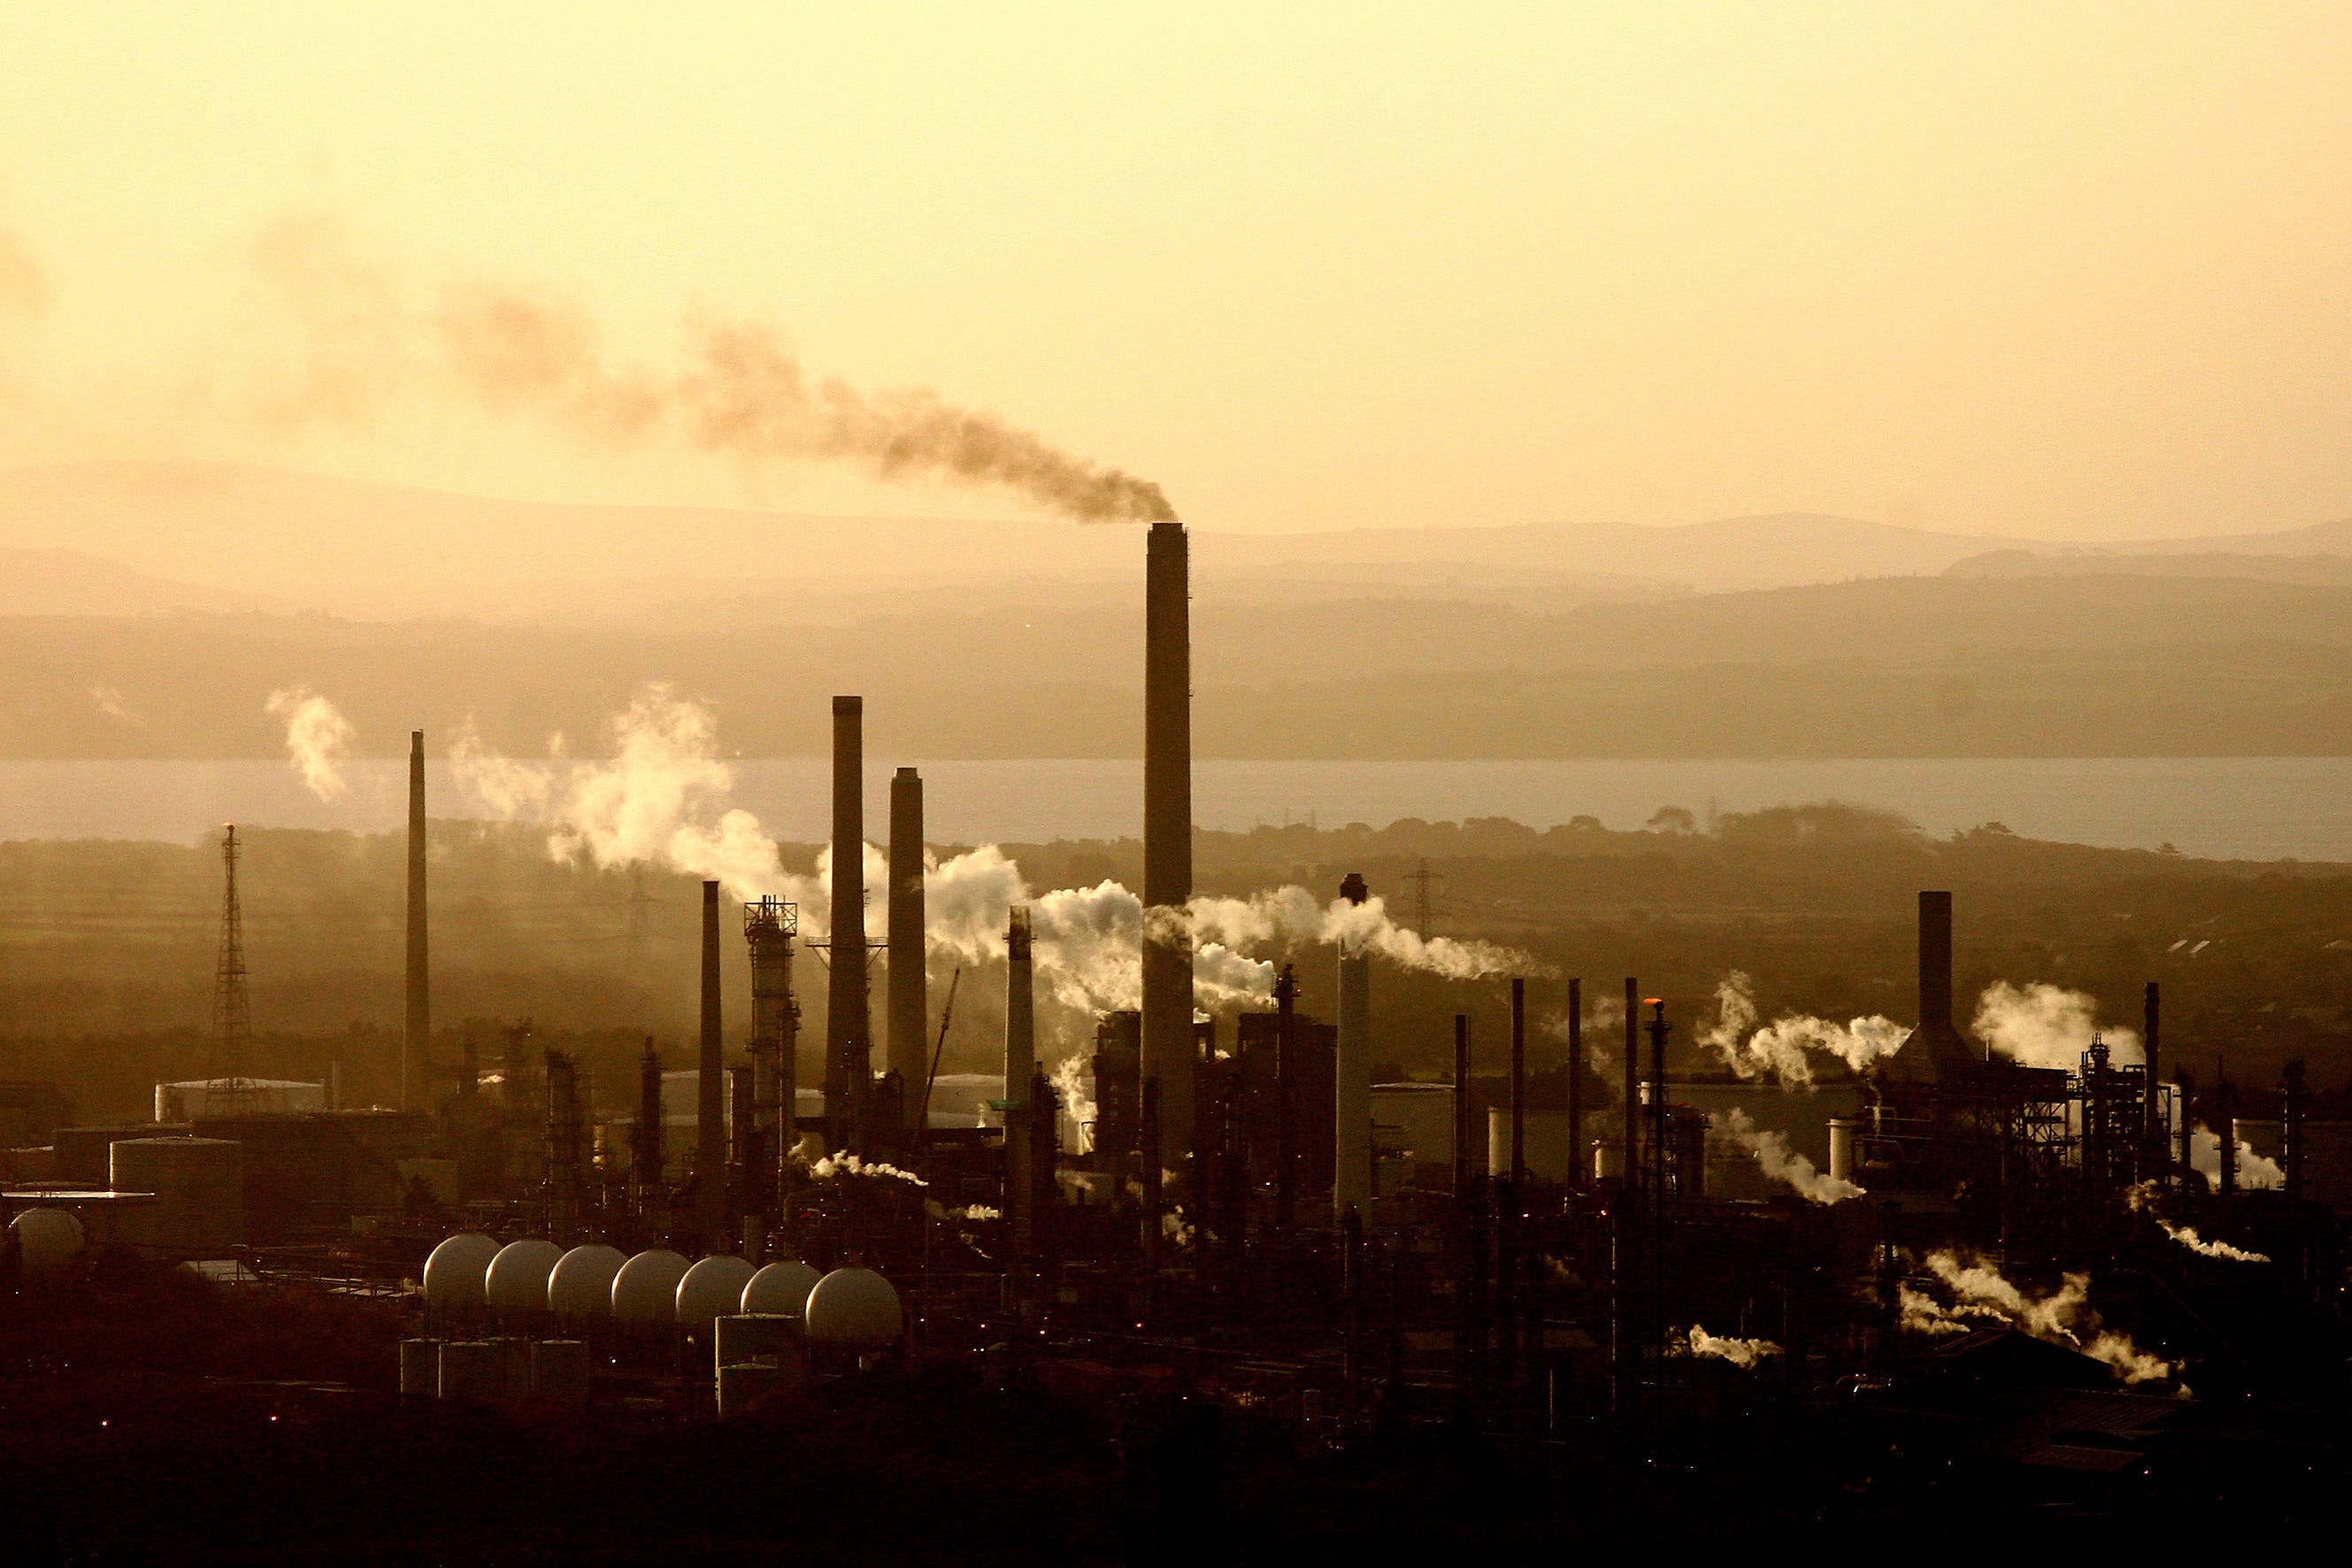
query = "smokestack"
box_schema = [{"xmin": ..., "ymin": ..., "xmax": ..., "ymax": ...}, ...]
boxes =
[
  {"xmin": 1919, "ymin": 890, "xmax": 1952, "ymax": 1032},
  {"xmin": 699, "ymin": 880, "xmax": 724, "ymax": 1234},
  {"xmin": 1334, "ymin": 872, "xmax": 1372, "ymax": 1220},
  {"xmin": 1509, "ymin": 978, "xmax": 1526, "ymax": 1185},
  {"xmin": 1566, "ymin": 978, "xmax": 1585, "ymax": 1192},
  {"xmin": 404, "ymin": 729, "xmax": 427, "ymax": 1112},
  {"xmin": 887, "ymin": 767, "xmax": 926, "ymax": 1128},
  {"xmin": 826, "ymin": 696, "xmax": 870, "ymax": 1149},
  {"xmin": 1005, "ymin": 906, "xmax": 1035, "ymax": 1107},
  {"xmin": 1141, "ymin": 521, "xmax": 1195, "ymax": 1158},
  {"xmin": 1622, "ymin": 978, "xmax": 1639, "ymax": 1185}
]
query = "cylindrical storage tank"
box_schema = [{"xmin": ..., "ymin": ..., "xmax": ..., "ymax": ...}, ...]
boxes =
[
  {"xmin": 530, "ymin": 1339, "xmax": 592, "ymax": 1404},
  {"xmin": 109, "ymin": 1136, "xmax": 243, "ymax": 1252},
  {"xmin": 1487, "ymin": 1109, "xmax": 1578, "ymax": 1183},
  {"xmin": 803, "ymin": 1267, "xmax": 903, "ymax": 1349},
  {"xmin": 740, "ymin": 1259, "xmax": 823, "ymax": 1319},
  {"xmin": 437, "ymin": 1340, "xmax": 502, "ymax": 1402},
  {"xmin": 1593, "ymin": 1138, "xmax": 1622, "ymax": 1183},
  {"xmin": 398, "ymin": 1339, "xmax": 440, "ymax": 1397},
  {"xmin": 8, "ymin": 1208, "xmax": 86, "ymax": 1291},
  {"xmin": 1828, "ymin": 1119, "xmax": 1856, "ymax": 1186},
  {"xmin": 421, "ymin": 1233, "xmax": 502, "ymax": 1313},
  {"xmin": 546, "ymin": 1244, "xmax": 628, "ymax": 1320},
  {"xmin": 611, "ymin": 1249, "xmax": 692, "ymax": 1327},
  {"xmin": 484, "ymin": 1239, "xmax": 565, "ymax": 1317},
  {"xmin": 675, "ymin": 1256, "xmax": 756, "ymax": 1335}
]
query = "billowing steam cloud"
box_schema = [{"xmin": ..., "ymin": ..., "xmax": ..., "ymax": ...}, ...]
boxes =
[
  {"xmin": 242, "ymin": 212, "xmax": 1172, "ymax": 523},
  {"xmin": 1188, "ymin": 886, "xmax": 1541, "ymax": 981},
  {"xmin": 264, "ymin": 687, "xmax": 355, "ymax": 801},
  {"xmin": 2188, "ymin": 1123, "xmax": 2285, "ymax": 1191},
  {"xmin": 1682, "ymin": 1326, "xmax": 1782, "ymax": 1368},
  {"xmin": 1700, "ymin": 972, "xmax": 1910, "ymax": 1088},
  {"xmin": 1899, "ymin": 1250, "xmax": 2172, "ymax": 1385},
  {"xmin": 1972, "ymin": 981, "xmax": 2141, "ymax": 1068},
  {"xmin": 1708, "ymin": 1108, "xmax": 1863, "ymax": 1204}
]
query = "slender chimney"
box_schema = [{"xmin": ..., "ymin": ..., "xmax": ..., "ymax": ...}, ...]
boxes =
[
  {"xmin": 699, "ymin": 880, "xmax": 724, "ymax": 1234},
  {"xmin": 1005, "ymin": 906, "xmax": 1035, "ymax": 1107},
  {"xmin": 1334, "ymin": 872, "xmax": 1372, "ymax": 1219},
  {"xmin": 887, "ymin": 767, "xmax": 927, "ymax": 1128},
  {"xmin": 404, "ymin": 730, "xmax": 427, "ymax": 1112},
  {"xmin": 1141, "ymin": 521, "xmax": 1195, "ymax": 1158},
  {"xmin": 1566, "ymin": 978, "xmax": 1585, "ymax": 1191},
  {"xmin": 826, "ymin": 696, "xmax": 870, "ymax": 1149},
  {"xmin": 1622, "ymin": 978, "xmax": 1639, "ymax": 1185},
  {"xmin": 1509, "ymin": 978, "xmax": 1526, "ymax": 1184},
  {"xmin": 1274, "ymin": 964, "xmax": 1298, "ymax": 1230},
  {"xmin": 1919, "ymin": 888, "xmax": 1955, "ymax": 1037}
]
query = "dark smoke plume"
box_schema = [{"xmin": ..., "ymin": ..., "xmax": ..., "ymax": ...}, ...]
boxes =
[{"xmin": 251, "ymin": 213, "xmax": 1175, "ymax": 523}]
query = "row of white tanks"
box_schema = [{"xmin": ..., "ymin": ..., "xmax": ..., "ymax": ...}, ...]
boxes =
[{"xmin": 421, "ymin": 1234, "xmax": 903, "ymax": 1348}]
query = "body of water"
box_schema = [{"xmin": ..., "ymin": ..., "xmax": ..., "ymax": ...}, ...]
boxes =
[{"xmin": 0, "ymin": 757, "xmax": 2346, "ymax": 863}]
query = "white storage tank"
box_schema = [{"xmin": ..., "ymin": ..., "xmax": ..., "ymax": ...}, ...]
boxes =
[
  {"xmin": 741, "ymin": 1259, "xmax": 823, "ymax": 1319},
  {"xmin": 8, "ymin": 1207, "xmax": 86, "ymax": 1291},
  {"xmin": 611, "ymin": 1249, "xmax": 692, "ymax": 1326},
  {"xmin": 109, "ymin": 1136, "xmax": 243, "ymax": 1252},
  {"xmin": 484, "ymin": 1239, "xmax": 565, "ymax": 1316},
  {"xmin": 421, "ymin": 1233, "xmax": 502, "ymax": 1312},
  {"xmin": 803, "ymin": 1267, "xmax": 903, "ymax": 1349},
  {"xmin": 546, "ymin": 1244, "xmax": 629, "ymax": 1319},
  {"xmin": 675, "ymin": 1256, "xmax": 757, "ymax": 1334}
]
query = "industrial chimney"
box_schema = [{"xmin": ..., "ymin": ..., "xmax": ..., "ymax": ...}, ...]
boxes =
[
  {"xmin": 1005, "ymin": 906, "xmax": 1035, "ymax": 1109},
  {"xmin": 1912, "ymin": 890, "xmax": 1975, "ymax": 1075},
  {"xmin": 1142, "ymin": 521, "xmax": 1195, "ymax": 1158},
  {"xmin": 699, "ymin": 880, "xmax": 724, "ymax": 1235},
  {"xmin": 826, "ymin": 696, "xmax": 870, "ymax": 1149},
  {"xmin": 887, "ymin": 767, "xmax": 926, "ymax": 1129},
  {"xmin": 404, "ymin": 729, "xmax": 427, "ymax": 1113},
  {"xmin": 1334, "ymin": 872, "xmax": 1372, "ymax": 1220}
]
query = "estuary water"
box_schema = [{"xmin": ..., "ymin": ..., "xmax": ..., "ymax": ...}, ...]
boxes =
[{"xmin": 0, "ymin": 757, "xmax": 2347, "ymax": 863}]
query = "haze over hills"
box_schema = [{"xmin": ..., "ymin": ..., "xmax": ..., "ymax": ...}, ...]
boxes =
[{"xmin": 4, "ymin": 460, "xmax": 2349, "ymax": 622}]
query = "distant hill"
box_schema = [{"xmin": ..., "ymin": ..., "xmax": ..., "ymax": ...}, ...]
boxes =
[
  {"xmin": 0, "ymin": 544, "xmax": 284, "ymax": 616},
  {"xmin": 5, "ymin": 460, "xmax": 2347, "ymax": 622},
  {"xmin": 3, "ymin": 573, "xmax": 2348, "ymax": 759},
  {"xmin": 1948, "ymin": 549, "xmax": 2352, "ymax": 588}
]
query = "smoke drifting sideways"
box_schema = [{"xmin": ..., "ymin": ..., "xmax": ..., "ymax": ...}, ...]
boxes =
[
  {"xmin": 1972, "ymin": 980, "xmax": 2141, "ymax": 1068},
  {"xmin": 1899, "ymin": 1250, "xmax": 2175, "ymax": 1386},
  {"xmin": 234, "ymin": 213, "xmax": 1173, "ymax": 525},
  {"xmin": 2188, "ymin": 1124, "xmax": 2285, "ymax": 1192},
  {"xmin": 2126, "ymin": 1182, "xmax": 2270, "ymax": 1263},
  {"xmin": 1707, "ymin": 1108, "xmax": 1862, "ymax": 1204},
  {"xmin": 1681, "ymin": 1326, "xmax": 1782, "ymax": 1368},
  {"xmin": 450, "ymin": 684, "xmax": 1533, "ymax": 1053},
  {"xmin": 265, "ymin": 686, "xmax": 355, "ymax": 801}
]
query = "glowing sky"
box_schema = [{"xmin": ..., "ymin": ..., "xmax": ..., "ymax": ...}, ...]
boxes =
[{"xmin": 3, "ymin": 3, "xmax": 2348, "ymax": 538}]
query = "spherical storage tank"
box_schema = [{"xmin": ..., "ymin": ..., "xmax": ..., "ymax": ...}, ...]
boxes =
[
  {"xmin": 804, "ymin": 1267, "xmax": 903, "ymax": 1349},
  {"xmin": 546, "ymin": 1244, "xmax": 629, "ymax": 1319},
  {"xmin": 741, "ymin": 1259, "xmax": 823, "ymax": 1319},
  {"xmin": 611, "ymin": 1249, "xmax": 691, "ymax": 1326},
  {"xmin": 9, "ymin": 1208, "xmax": 86, "ymax": 1290},
  {"xmin": 422, "ymin": 1233, "xmax": 502, "ymax": 1311},
  {"xmin": 484, "ymin": 1238, "xmax": 565, "ymax": 1316},
  {"xmin": 675, "ymin": 1255, "xmax": 757, "ymax": 1334}
]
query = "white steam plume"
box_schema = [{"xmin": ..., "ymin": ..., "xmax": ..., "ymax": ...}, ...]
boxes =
[
  {"xmin": 2188, "ymin": 1124, "xmax": 2285, "ymax": 1191},
  {"xmin": 1683, "ymin": 1326, "xmax": 1782, "ymax": 1368},
  {"xmin": 265, "ymin": 687, "xmax": 355, "ymax": 801},
  {"xmin": 2126, "ymin": 1184, "xmax": 2270, "ymax": 1263},
  {"xmin": 809, "ymin": 1151, "xmax": 927, "ymax": 1186},
  {"xmin": 1900, "ymin": 1250, "xmax": 2173, "ymax": 1385},
  {"xmin": 1972, "ymin": 981, "xmax": 2141, "ymax": 1069},
  {"xmin": 1709, "ymin": 1108, "xmax": 1863, "ymax": 1203},
  {"xmin": 1188, "ymin": 887, "xmax": 1541, "ymax": 980},
  {"xmin": 1699, "ymin": 972, "xmax": 1910, "ymax": 1087}
]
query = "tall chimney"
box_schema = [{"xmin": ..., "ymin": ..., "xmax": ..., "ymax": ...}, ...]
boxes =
[
  {"xmin": 1141, "ymin": 521, "xmax": 1195, "ymax": 1157},
  {"xmin": 698, "ymin": 880, "xmax": 724, "ymax": 1234},
  {"xmin": 1005, "ymin": 906, "xmax": 1035, "ymax": 1108},
  {"xmin": 1509, "ymin": 978, "xmax": 1526, "ymax": 1185},
  {"xmin": 826, "ymin": 696, "xmax": 869, "ymax": 1149},
  {"xmin": 1622, "ymin": 978, "xmax": 1639, "ymax": 1185},
  {"xmin": 887, "ymin": 766, "xmax": 927, "ymax": 1127},
  {"xmin": 1566, "ymin": 978, "xmax": 1585, "ymax": 1191},
  {"xmin": 1918, "ymin": 890, "xmax": 1952, "ymax": 1034},
  {"xmin": 1334, "ymin": 872, "xmax": 1372, "ymax": 1219},
  {"xmin": 404, "ymin": 729, "xmax": 427, "ymax": 1112}
]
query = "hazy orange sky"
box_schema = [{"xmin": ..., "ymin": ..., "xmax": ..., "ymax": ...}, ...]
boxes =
[{"xmin": 3, "ymin": 3, "xmax": 2349, "ymax": 540}]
